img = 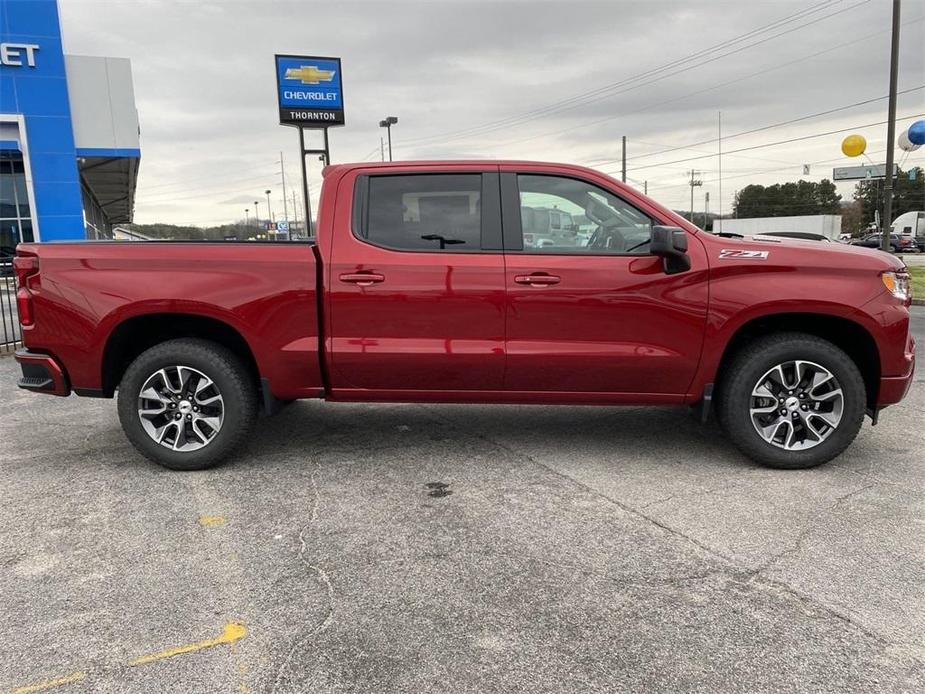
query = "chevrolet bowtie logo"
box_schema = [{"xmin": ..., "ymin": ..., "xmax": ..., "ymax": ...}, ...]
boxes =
[{"xmin": 284, "ymin": 65, "xmax": 336, "ymax": 85}]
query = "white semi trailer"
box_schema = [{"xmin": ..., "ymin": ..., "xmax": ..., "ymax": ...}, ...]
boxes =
[{"xmin": 716, "ymin": 215, "xmax": 842, "ymax": 240}]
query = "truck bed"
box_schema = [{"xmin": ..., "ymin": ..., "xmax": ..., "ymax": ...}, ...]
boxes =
[{"xmin": 16, "ymin": 241, "xmax": 325, "ymax": 400}]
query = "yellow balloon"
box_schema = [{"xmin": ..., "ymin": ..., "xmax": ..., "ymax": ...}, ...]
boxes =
[{"xmin": 841, "ymin": 134, "xmax": 867, "ymax": 158}]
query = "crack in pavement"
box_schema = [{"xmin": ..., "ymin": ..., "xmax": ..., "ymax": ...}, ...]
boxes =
[
  {"xmin": 417, "ymin": 406, "xmax": 919, "ymax": 663},
  {"xmin": 831, "ymin": 462, "xmax": 925, "ymax": 496},
  {"xmin": 269, "ymin": 463, "xmax": 336, "ymax": 694},
  {"xmin": 754, "ymin": 482, "xmax": 877, "ymax": 575},
  {"xmin": 638, "ymin": 478, "xmax": 751, "ymax": 510}
]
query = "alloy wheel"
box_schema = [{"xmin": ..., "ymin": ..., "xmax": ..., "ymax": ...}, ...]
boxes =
[
  {"xmin": 749, "ymin": 360, "xmax": 844, "ymax": 451},
  {"xmin": 137, "ymin": 365, "xmax": 225, "ymax": 452}
]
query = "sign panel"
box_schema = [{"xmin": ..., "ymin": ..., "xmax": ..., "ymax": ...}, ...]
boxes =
[
  {"xmin": 275, "ymin": 55, "xmax": 344, "ymax": 127},
  {"xmin": 832, "ymin": 164, "xmax": 898, "ymax": 181}
]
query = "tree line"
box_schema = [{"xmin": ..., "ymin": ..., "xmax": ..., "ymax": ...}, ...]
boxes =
[{"xmin": 724, "ymin": 167, "xmax": 923, "ymax": 235}]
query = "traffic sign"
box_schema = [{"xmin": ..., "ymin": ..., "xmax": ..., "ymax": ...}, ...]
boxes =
[{"xmin": 832, "ymin": 164, "xmax": 898, "ymax": 181}]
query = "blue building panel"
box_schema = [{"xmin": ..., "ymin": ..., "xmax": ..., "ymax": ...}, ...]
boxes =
[
  {"xmin": 0, "ymin": 72, "xmax": 17, "ymax": 111},
  {"xmin": 3, "ymin": 0, "xmax": 63, "ymax": 36},
  {"xmin": 0, "ymin": 0, "xmax": 86, "ymax": 241},
  {"xmin": 34, "ymin": 213, "xmax": 86, "ymax": 238}
]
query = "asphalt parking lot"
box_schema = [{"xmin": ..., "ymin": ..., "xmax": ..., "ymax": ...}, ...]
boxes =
[{"xmin": 1, "ymin": 308, "xmax": 923, "ymax": 693}]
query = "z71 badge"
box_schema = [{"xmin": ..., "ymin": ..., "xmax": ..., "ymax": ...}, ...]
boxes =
[{"xmin": 719, "ymin": 249, "xmax": 770, "ymax": 260}]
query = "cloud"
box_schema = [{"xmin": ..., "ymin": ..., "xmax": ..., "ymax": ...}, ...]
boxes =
[{"xmin": 58, "ymin": 0, "xmax": 925, "ymax": 222}]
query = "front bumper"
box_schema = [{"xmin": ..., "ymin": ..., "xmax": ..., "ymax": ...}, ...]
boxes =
[
  {"xmin": 877, "ymin": 335, "xmax": 915, "ymax": 406},
  {"xmin": 15, "ymin": 349, "xmax": 71, "ymax": 397}
]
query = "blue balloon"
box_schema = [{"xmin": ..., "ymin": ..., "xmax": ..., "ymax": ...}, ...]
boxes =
[{"xmin": 909, "ymin": 120, "xmax": 925, "ymax": 146}]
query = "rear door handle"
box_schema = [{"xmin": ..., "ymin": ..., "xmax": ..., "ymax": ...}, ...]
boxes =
[
  {"xmin": 514, "ymin": 273, "xmax": 561, "ymax": 286},
  {"xmin": 339, "ymin": 272, "xmax": 385, "ymax": 286}
]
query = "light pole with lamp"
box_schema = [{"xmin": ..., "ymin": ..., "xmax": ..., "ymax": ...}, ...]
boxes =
[
  {"xmin": 265, "ymin": 189, "xmax": 273, "ymax": 223},
  {"xmin": 379, "ymin": 116, "xmax": 398, "ymax": 161},
  {"xmin": 254, "ymin": 201, "xmax": 260, "ymax": 228}
]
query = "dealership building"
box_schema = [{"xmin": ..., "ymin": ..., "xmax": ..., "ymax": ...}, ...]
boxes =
[{"xmin": 1, "ymin": 0, "xmax": 139, "ymax": 253}]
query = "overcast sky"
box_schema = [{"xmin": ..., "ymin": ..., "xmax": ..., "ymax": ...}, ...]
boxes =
[{"xmin": 59, "ymin": 0, "xmax": 925, "ymax": 226}]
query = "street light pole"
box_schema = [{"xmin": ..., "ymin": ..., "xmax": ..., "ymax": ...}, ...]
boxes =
[
  {"xmin": 254, "ymin": 201, "xmax": 260, "ymax": 227},
  {"xmin": 379, "ymin": 116, "xmax": 398, "ymax": 161},
  {"xmin": 689, "ymin": 170, "xmax": 703, "ymax": 224},
  {"xmin": 881, "ymin": 0, "xmax": 901, "ymax": 253},
  {"xmin": 265, "ymin": 190, "xmax": 272, "ymax": 224},
  {"xmin": 245, "ymin": 208, "xmax": 249, "ymax": 226}
]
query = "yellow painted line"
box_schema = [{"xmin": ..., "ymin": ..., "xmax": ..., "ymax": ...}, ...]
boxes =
[
  {"xmin": 129, "ymin": 621, "xmax": 247, "ymax": 666},
  {"xmin": 10, "ymin": 671, "xmax": 86, "ymax": 694},
  {"xmin": 198, "ymin": 515, "xmax": 226, "ymax": 527}
]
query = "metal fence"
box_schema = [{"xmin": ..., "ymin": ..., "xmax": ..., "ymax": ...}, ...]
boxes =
[{"xmin": 1, "ymin": 259, "xmax": 21, "ymax": 353}]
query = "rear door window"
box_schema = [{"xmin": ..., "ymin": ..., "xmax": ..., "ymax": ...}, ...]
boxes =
[{"xmin": 356, "ymin": 174, "xmax": 494, "ymax": 251}]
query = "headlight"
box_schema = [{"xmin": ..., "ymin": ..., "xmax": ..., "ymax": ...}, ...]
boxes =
[{"xmin": 881, "ymin": 271, "xmax": 911, "ymax": 301}]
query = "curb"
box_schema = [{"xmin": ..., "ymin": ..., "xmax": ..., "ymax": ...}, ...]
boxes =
[{"xmin": 913, "ymin": 299, "xmax": 925, "ymax": 307}]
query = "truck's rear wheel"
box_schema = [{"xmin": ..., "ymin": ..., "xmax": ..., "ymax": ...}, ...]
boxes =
[
  {"xmin": 117, "ymin": 339, "xmax": 257, "ymax": 470},
  {"xmin": 717, "ymin": 333, "xmax": 866, "ymax": 469}
]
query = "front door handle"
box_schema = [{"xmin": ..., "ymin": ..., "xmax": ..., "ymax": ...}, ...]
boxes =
[
  {"xmin": 514, "ymin": 273, "xmax": 561, "ymax": 286},
  {"xmin": 339, "ymin": 272, "xmax": 385, "ymax": 286}
]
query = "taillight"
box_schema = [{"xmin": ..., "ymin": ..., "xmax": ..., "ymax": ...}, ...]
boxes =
[{"xmin": 12, "ymin": 255, "xmax": 39, "ymax": 327}]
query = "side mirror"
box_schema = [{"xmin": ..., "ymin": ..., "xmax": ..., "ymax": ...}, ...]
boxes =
[{"xmin": 650, "ymin": 226, "xmax": 691, "ymax": 275}]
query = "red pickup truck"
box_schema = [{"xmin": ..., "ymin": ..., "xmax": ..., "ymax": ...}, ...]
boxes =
[{"xmin": 13, "ymin": 161, "xmax": 915, "ymax": 471}]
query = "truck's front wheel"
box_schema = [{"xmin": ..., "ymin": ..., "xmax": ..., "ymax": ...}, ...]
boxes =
[
  {"xmin": 717, "ymin": 333, "xmax": 866, "ymax": 469},
  {"xmin": 117, "ymin": 339, "xmax": 257, "ymax": 470}
]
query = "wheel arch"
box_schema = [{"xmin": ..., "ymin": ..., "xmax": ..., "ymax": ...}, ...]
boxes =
[
  {"xmin": 713, "ymin": 312, "xmax": 881, "ymax": 407},
  {"xmin": 101, "ymin": 313, "xmax": 260, "ymax": 397}
]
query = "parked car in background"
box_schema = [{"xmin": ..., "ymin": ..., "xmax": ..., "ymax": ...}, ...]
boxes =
[
  {"xmin": 753, "ymin": 231, "xmax": 830, "ymax": 242},
  {"xmin": 851, "ymin": 233, "xmax": 918, "ymax": 253},
  {"xmin": 890, "ymin": 211, "xmax": 925, "ymax": 251}
]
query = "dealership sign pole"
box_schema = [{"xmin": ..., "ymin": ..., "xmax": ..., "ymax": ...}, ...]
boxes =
[{"xmin": 275, "ymin": 55, "xmax": 345, "ymax": 237}]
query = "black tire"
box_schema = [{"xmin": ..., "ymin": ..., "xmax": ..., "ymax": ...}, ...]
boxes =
[
  {"xmin": 117, "ymin": 338, "xmax": 258, "ymax": 470},
  {"xmin": 716, "ymin": 333, "xmax": 866, "ymax": 469}
]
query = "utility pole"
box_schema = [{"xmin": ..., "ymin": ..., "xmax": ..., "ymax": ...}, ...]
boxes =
[
  {"xmin": 621, "ymin": 136, "xmax": 627, "ymax": 183},
  {"xmin": 379, "ymin": 116, "xmax": 398, "ymax": 161},
  {"xmin": 705, "ymin": 191, "xmax": 710, "ymax": 230},
  {"xmin": 689, "ymin": 170, "xmax": 703, "ymax": 224},
  {"xmin": 380, "ymin": 137, "xmax": 385, "ymax": 162},
  {"xmin": 717, "ymin": 111, "xmax": 723, "ymax": 233},
  {"xmin": 279, "ymin": 151, "xmax": 289, "ymax": 227},
  {"xmin": 291, "ymin": 191, "xmax": 300, "ymax": 235},
  {"xmin": 644, "ymin": 180, "xmax": 648, "ymax": 195},
  {"xmin": 881, "ymin": 0, "xmax": 901, "ymax": 252}
]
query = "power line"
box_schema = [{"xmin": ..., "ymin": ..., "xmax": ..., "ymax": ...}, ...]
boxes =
[
  {"xmin": 578, "ymin": 15, "xmax": 925, "ymax": 167},
  {"xmin": 604, "ymin": 86, "xmax": 924, "ymax": 170},
  {"xmin": 140, "ymin": 164, "xmax": 279, "ymax": 193},
  {"xmin": 398, "ymin": 0, "xmax": 847, "ymax": 145},
  {"xmin": 614, "ymin": 111, "xmax": 925, "ymax": 174},
  {"xmin": 401, "ymin": 0, "xmax": 866, "ymax": 147},
  {"xmin": 489, "ymin": 2, "xmax": 883, "ymax": 150}
]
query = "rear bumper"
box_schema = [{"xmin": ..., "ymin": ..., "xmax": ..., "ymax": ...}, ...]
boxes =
[
  {"xmin": 877, "ymin": 336, "xmax": 915, "ymax": 406},
  {"xmin": 15, "ymin": 349, "xmax": 71, "ymax": 397}
]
